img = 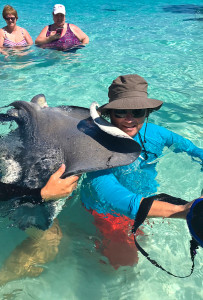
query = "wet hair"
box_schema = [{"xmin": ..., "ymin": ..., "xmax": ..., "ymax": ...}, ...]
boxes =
[{"xmin": 2, "ymin": 5, "xmax": 18, "ymax": 20}]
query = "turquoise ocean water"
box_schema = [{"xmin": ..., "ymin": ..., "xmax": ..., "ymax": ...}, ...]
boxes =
[{"xmin": 0, "ymin": 0, "xmax": 202, "ymax": 299}]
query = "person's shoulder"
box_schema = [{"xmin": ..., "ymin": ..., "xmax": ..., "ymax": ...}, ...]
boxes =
[
  {"xmin": 47, "ymin": 24, "xmax": 53, "ymax": 30},
  {"xmin": 144, "ymin": 123, "xmax": 171, "ymax": 141},
  {"xmin": 148, "ymin": 122, "xmax": 169, "ymax": 131},
  {"xmin": 146, "ymin": 122, "xmax": 164, "ymax": 132},
  {"xmin": 19, "ymin": 26, "xmax": 27, "ymax": 33},
  {"xmin": 16, "ymin": 25, "xmax": 24, "ymax": 33},
  {"xmin": 0, "ymin": 27, "xmax": 6, "ymax": 36},
  {"xmin": 20, "ymin": 26, "xmax": 32, "ymax": 35},
  {"xmin": 69, "ymin": 23, "xmax": 80, "ymax": 31},
  {"xmin": 152, "ymin": 123, "xmax": 172, "ymax": 135},
  {"xmin": 40, "ymin": 25, "xmax": 49, "ymax": 32}
]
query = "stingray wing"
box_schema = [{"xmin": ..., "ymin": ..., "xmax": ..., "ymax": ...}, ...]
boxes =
[{"xmin": 0, "ymin": 101, "xmax": 141, "ymax": 188}]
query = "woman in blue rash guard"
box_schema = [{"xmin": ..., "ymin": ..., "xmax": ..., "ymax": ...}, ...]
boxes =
[{"xmin": 80, "ymin": 74, "xmax": 203, "ymax": 268}]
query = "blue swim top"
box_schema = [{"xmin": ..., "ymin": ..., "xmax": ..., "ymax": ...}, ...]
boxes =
[{"xmin": 187, "ymin": 198, "xmax": 203, "ymax": 248}]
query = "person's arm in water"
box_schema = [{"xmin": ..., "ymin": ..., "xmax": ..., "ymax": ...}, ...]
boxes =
[
  {"xmin": 69, "ymin": 24, "xmax": 89, "ymax": 45},
  {"xmin": 0, "ymin": 29, "xmax": 9, "ymax": 56},
  {"xmin": 149, "ymin": 123, "xmax": 203, "ymax": 161},
  {"xmin": 141, "ymin": 196, "xmax": 195, "ymax": 219},
  {"xmin": 0, "ymin": 164, "xmax": 79, "ymax": 202},
  {"xmin": 83, "ymin": 170, "xmax": 195, "ymax": 220},
  {"xmin": 22, "ymin": 28, "xmax": 33, "ymax": 45}
]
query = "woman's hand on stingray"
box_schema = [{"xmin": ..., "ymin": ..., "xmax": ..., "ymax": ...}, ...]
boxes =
[{"xmin": 41, "ymin": 164, "xmax": 79, "ymax": 201}]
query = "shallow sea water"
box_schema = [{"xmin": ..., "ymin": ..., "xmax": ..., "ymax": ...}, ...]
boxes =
[{"xmin": 0, "ymin": 0, "xmax": 203, "ymax": 299}]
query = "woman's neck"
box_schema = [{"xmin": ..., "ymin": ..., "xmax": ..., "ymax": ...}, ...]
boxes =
[
  {"xmin": 5, "ymin": 25, "xmax": 17, "ymax": 34},
  {"xmin": 52, "ymin": 23, "xmax": 66, "ymax": 30}
]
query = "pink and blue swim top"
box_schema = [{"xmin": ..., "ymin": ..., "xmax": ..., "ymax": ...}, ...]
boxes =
[
  {"xmin": 3, "ymin": 28, "xmax": 28, "ymax": 47},
  {"xmin": 45, "ymin": 23, "xmax": 81, "ymax": 50}
]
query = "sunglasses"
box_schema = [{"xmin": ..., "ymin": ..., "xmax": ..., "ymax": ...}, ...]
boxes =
[
  {"xmin": 113, "ymin": 109, "xmax": 146, "ymax": 118},
  {"xmin": 5, "ymin": 17, "xmax": 16, "ymax": 21}
]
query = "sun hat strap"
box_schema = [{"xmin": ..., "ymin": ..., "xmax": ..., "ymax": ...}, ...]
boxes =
[
  {"xmin": 132, "ymin": 194, "xmax": 199, "ymax": 278},
  {"xmin": 138, "ymin": 132, "xmax": 148, "ymax": 158}
]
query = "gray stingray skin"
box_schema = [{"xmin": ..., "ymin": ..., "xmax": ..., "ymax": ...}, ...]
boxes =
[{"xmin": 0, "ymin": 97, "xmax": 141, "ymax": 189}]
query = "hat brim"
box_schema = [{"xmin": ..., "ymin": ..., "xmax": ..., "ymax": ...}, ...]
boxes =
[
  {"xmin": 98, "ymin": 97, "xmax": 163, "ymax": 113},
  {"xmin": 53, "ymin": 10, "xmax": 65, "ymax": 15}
]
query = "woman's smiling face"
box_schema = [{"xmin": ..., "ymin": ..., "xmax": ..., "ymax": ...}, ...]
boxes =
[
  {"xmin": 110, "ymin": 109, "xmax": 147, "ymax": 138},
  {"xmin": 5, "ymin": 14, "xmax": 17, "ymax": 27}
]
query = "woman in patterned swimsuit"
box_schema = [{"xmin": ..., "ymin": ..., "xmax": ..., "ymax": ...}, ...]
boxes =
[
  {"xmin": 35, "ymin": 4, "xmax": 89, "ymax": 50},
  {"xmin": 0, "ymin": 5, "xmax": 33, "ymax": 55}
]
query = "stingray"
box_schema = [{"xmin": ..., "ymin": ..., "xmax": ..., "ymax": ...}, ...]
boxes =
[{"xmin": 0, "ymin": 95, "xmax": 141, "ymax": 190}]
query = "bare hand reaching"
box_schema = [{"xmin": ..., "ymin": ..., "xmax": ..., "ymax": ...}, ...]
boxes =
[{"xmin": 41, "ymin": 164, "xmax": 79, "ymax": 201}]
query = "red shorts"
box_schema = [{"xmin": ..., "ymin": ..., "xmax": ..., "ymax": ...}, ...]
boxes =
[{"xmin": 90, "ymin": 210, "xmax": 143, "ymax": 269}]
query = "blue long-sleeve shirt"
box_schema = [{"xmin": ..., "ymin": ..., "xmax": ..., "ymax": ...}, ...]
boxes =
[{"xmin": 81, "ymin": 123, "xmax": 203, "ymax": 219}]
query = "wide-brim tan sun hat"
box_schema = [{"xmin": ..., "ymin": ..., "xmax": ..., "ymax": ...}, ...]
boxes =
[{"xmin": 97, "ymin": 74, "xmax": 163, "ymax": 113}]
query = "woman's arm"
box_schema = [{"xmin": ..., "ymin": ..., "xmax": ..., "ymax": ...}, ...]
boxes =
[
  {"xmin": 70, "ymin": 24, "xmax": 89, "ymax": 44},
  {"xmin": 0, "ymin": 29, "xmax": 8, "ymax": 56},
  {"xmin": 0, "ymin": 38, "xmax": 8, "ymax": 56},
  {"xmin": 0, "ymin": 29, "xmax": 5, "ymax": 47},
  {"xmin": 23, "ymin": 28, "xmax": 33, "ymax": 45},
  {"xmin": 35, "ymin": 26, "xmax": 60, "ymax": 45}
]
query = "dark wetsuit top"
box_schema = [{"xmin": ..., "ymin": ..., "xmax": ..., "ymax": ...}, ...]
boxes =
[
  {"xmin": 0, "ymin": 182, "xmax": 42, "ymax": 203},
  {"xmin": 0, "ymin": 181, "xmax": 58, "ymax": 231}
]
